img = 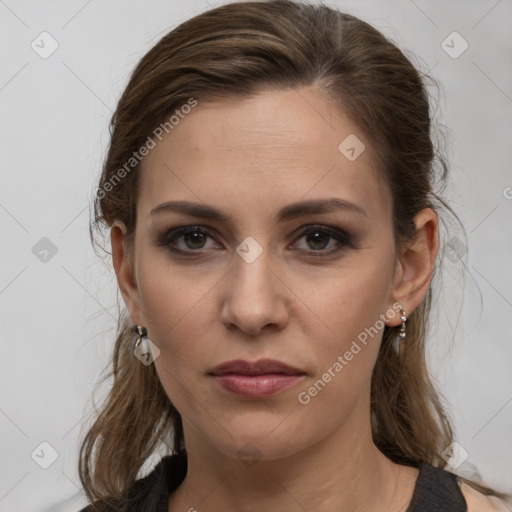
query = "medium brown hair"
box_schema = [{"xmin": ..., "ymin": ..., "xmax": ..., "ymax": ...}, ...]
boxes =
[{"xmin": 79, "ymin": 0, "xmax": 508, "ymax": 508}]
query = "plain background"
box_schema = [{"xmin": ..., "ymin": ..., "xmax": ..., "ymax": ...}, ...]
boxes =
[{"xmin": 1, "ymin": 1, "xmax": 511, "ymax": 510}]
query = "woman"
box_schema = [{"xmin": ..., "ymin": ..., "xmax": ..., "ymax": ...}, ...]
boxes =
[{"xmin": 77, "ymin": 1, "xmax": 511, "ymax": 510}]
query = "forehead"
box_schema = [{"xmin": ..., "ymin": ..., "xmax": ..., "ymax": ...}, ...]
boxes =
[{"xmin": 138, "ymin": 87, "xmax": 391, "ymax": 222}]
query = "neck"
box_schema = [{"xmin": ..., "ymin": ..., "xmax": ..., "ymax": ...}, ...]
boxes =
[{"xmin": 169, "ymin": 410, "xmax": 414, "ymax": 512}]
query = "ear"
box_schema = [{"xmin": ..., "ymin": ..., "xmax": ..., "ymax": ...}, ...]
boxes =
[
  {"xmin": 386, "ymin": 208, "xmax": 439, "ymax": 326},
  {"xmin": 111, "ymin": 220, "xmax": 146, "ymax": 326}
]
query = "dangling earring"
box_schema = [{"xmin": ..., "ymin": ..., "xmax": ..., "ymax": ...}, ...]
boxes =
[
  {"xmin": 392, "ymin": 306, "xmax": 407, "ymax": 354},
  {"xmin": 399, "ymin": 308, "xmax": 407, "ymax": 340},
  {"xmin": 134, "ymin": 325, "xmax": 148, "ymax": 349},
  {"xmin": 133, "ymin": 325, "xmax": 160, "ymax": 365}
]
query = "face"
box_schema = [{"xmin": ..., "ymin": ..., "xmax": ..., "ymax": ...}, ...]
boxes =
[{"xmin": 119, "ymin": 87, "xmax": 406, "ymax": 461}]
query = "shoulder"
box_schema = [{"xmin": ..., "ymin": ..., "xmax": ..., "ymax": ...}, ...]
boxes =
[
  {"xmin": 459, "ymin": 482, "xmax": 511, "ymax": 512},
  {"xmin": 75, "ymin": 452, "xmax": 187, "ymax": 512}
]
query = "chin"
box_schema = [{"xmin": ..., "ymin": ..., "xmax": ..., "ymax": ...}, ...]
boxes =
[{"xmin": 204, "ymin": 418, "xmax": 313, "ymax": 463}]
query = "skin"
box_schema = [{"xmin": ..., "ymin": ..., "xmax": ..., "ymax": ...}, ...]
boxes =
[{"xmin": 111, "ymin": 86, "xmax": 448, "ymax": 511}]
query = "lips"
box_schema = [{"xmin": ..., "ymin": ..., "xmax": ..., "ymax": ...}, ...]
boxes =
[
  {"xmin": 209, "ymin": 359, "xmax": 306, "ymax": 398},
  {"xmin": 209, "ymin": 358, "xmax": 305, "ymax": 377}
]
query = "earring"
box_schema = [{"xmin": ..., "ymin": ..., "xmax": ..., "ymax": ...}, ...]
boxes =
[
  {"xmin": 133, "ymin": 325, "xmax": 160, "ymax": 365},
  {"xmin": 134, "ymin": 325, "xmax": 148, "ymax": 349},
  {"xmin": 392, "ymin": 307, "xmax": 407, "ymax": 354},
  {"xmin": 399, "ymin": 308, "xmax": 407, "ymax": 339}
]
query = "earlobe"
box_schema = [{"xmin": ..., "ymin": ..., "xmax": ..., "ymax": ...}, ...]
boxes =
[
  {"xmin": 111, "ymin": 220, "xmax": 145, "ymax": 326},
  {"xmin": 388, "ymin": 208, "xmax": 439, "ymax": 326}
]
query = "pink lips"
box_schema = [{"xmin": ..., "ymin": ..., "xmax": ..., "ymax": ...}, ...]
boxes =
[{"xmin": 209, "ymin": 359, "xmax": 306, "ymax": 398}]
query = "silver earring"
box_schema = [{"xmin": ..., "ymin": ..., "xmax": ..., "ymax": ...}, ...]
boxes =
[
  {"xmin": 399, "ymin": 308, "xmax": 407, "ymax": 339},
  {"xmin": 392, "ymin": 307, "xmax": 407, "ymax": 354},
  {"xmin": 133, "ymin": 325, "xmax": 159, "ymax": 365},
  {"xmin": 134, "ymin": 325, "xmax": 148, "ymax": 349}
]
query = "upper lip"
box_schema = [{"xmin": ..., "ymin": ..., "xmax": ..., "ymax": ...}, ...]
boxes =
[{"xmin": 209, "ymin": 359, "xmax": 305, "ymax": 376}]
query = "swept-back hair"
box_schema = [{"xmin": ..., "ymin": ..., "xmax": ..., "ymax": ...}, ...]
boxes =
[{"xmin": 79, "ymin": 1, "xmax": 508, "ymax": 508}]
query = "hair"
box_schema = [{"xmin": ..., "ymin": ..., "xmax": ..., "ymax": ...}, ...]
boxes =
[{"xmin": 79, "ymin": 0, "xmax": 509, "ymax": 509}]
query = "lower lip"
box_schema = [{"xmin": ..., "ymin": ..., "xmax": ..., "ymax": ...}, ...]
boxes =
[{"xmin": 213, "ymin": 373, "xmax": 304, "ymax": 398}]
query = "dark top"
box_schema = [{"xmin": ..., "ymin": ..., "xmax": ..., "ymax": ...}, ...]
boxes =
[{"xmin": 79, "ymin": 452, "xmax": 467, "ymax": 511}]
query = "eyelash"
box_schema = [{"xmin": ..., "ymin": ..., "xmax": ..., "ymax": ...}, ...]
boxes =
[{"xmin": 156, "ymin": 224, "xmax": 356, "ymax": 258}]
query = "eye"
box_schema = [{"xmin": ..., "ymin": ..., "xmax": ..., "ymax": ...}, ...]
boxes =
[
  {"xmin": 157, "ymin": 226, "xmax": 218, "ymax": 254},
  {"xmin": 292, "ymin": 225, "xmax": 355, "ymax": 256}
]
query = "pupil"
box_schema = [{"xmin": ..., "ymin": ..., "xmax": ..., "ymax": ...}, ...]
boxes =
[
  {"xmin": 308, "ymin": 231, "xmax": 328, "ymax": 250},
  {"xmin": 185, "ymin": 232, "xmax": 205, "ymax": 249}
]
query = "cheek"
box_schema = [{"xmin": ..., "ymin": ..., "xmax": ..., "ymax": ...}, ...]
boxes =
[
  {"xmin": 134, "ymin": 252, "xmax": 220, "ymax": 370},
  {"xmin": 312, "ymin": 250, "xmax": 394, "ymax": 348},
  {"xmin": 136, "ymin": 267, "xmax": 216, "ymax": 414},
  {"xmin": 301, "ymin": 247, "xmax": 395, "ymax": 395}
]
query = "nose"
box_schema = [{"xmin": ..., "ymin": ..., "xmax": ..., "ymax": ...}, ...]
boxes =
[{"xmin": 220, "ymin": 243, "xmax": 289, "ymax": 338}]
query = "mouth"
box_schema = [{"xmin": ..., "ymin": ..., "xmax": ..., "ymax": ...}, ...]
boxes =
[{"xmin": 208, "ymin": 359, "xmax": 306, "ymax": 398}]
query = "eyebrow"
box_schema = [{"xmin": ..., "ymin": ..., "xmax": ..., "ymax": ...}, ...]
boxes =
[{"xmin": 150, "ymin": 197, "xmax": 368, "ymax": 223}]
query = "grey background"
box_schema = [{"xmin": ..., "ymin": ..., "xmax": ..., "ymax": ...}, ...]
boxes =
[{"xmin": 1, "ymin": 0, "xmax": 511, "ymax": 510}]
